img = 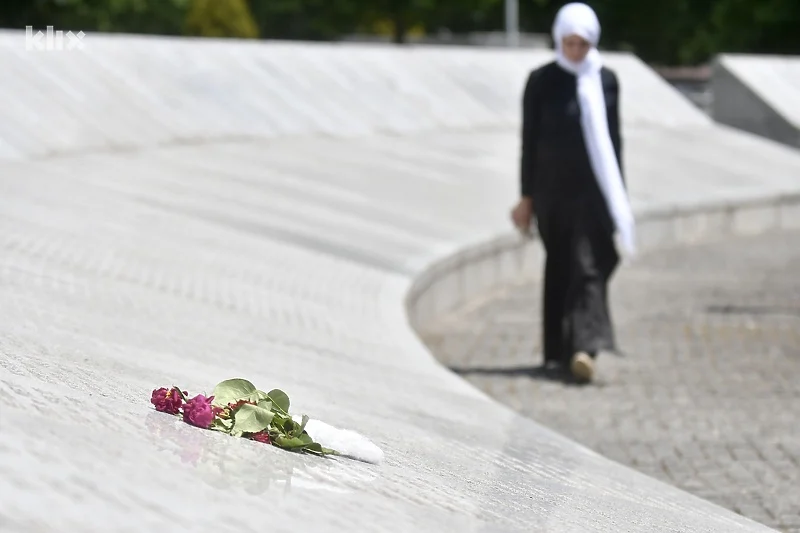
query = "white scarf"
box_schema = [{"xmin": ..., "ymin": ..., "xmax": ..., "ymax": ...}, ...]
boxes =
[{"xmin": 553, "ymin": 3, "xmax": 636, "ymax": 256}]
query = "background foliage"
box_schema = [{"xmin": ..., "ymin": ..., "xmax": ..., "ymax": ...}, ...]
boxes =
[{"xmin": 2, "ymin": 0, "xmax": 798, "ymax": 64}]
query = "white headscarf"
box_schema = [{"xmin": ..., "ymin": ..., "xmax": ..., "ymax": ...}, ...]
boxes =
[{"xmin": 553, "ymin": 2, "xmax": 636, "ymax": 256}]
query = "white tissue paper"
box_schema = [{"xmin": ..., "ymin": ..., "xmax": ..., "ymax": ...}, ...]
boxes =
[{"xmin": 292, "ymin": 415, "xmax": 384, "ymax": 465}]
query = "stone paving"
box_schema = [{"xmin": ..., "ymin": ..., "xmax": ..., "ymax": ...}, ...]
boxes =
[{"xmin": 422, "ymin": 229, "xmax": 800, "ymax": 533}]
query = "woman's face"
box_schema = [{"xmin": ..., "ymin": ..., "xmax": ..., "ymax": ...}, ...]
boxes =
[{"xmin": 561, "ymin": 34, "xmax": 591, "ymax": 62}]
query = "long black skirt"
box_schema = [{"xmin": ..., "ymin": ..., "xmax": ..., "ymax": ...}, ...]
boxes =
[{"xmin": 535, "ymin": 196, "xmax": 620, "ymax": 365}]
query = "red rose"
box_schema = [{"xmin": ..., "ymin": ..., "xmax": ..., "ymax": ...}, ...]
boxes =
[
  {"xmin": 151, "ymin": 387, "xmax": 182, "ymax": 415},
  {"xmin": 250, "ymin": 432, "xmax": 271, "ymax": 445},
  {"xmin": 182, "ymin": 394, "xmax": 216, "ymax": 429}
]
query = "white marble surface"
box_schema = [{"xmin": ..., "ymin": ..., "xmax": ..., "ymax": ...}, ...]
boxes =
[
  {"xmin": 0, "ymin": 31, "xmax": 708, "ymax": 161},
  {"xmin": 718, "ymin": 54, "xmax": 800, "ymax": 127},
  {"xmin": 0, "ymin": 34, "xmax": 796, "ymax": 532}
]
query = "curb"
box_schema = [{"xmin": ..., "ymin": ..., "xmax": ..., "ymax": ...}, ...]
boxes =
[{"xmin": 406, "ymin": 192, "xmax": 800, "ymax": 335}]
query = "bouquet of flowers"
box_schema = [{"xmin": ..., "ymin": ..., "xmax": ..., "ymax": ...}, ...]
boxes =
[{"xmin": 151, "ymin": 378, "xmax": 336, "ymax": 457}]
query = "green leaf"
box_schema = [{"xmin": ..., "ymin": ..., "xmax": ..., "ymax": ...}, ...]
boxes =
[
  {"xmin": 257, "ymin": 399, "xmax": 272, "ymax": 411},
  {"xmin": 232, "ymin": 403, "xmax": 274, "ymax": 434},
  {"xmin": 267, "ymin": 389, "xmax": 290, "ymax": 414},
  {"xmin": 210, "ymin": 417, "xmax": 233, "ymax": 433},
  {"xmin": 216, "ymin": 417, "xmax": 234, "ymax": 428},
  {"xmin": 211, "ymin": 379, "xmax": 258, "ymax": 407},
  {"xmin": 269, "ymin": 412, "xmax": 287, "ymax": 428},
  {"xmin": 304, "ymin": 442, "xmax": 337, "ymax": 456},
  {"xmin": 282, "ymin": 418, "xmax": 298, "ymax": 435},
  {"xmin": 256, "ymin": 390, "xmax": 270, "ymax": 401},
  {"xmin": 304, "ymin": 442, "xmax": 324, "ymax": 455},
  {"xmin": 296, "ymin": 414, "xmax": 309, "ymax": 436},
  {"xmin": 273, "ymin": 435, "xmax": 308, "ymax": 449}
]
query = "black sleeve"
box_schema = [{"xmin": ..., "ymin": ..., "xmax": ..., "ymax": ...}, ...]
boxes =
[
  {"xmin": 520, "ymin": 69, "xmax": 542, "ymax": 198},
  {"xmin": 606, "ymin": 70, "xmax": 624, "ymax": 184}
]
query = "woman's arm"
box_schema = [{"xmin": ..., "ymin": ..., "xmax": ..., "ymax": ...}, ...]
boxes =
[
  {"xmin": 606, "ymin": 70, "xmax": 624, "ymax": 184},
  {"xmin": 520, "ymin": 68, "xmax": 543, "ymax": 198}
]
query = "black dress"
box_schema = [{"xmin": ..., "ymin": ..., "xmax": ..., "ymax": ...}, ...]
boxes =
[{"xmin": 520, "ymin": 61, "xmax": 623, "ymax": 366}]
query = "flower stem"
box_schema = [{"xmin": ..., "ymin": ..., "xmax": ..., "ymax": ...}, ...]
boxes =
[{"xmin": 173, "ymin": 386, "xmax": 189, "ymax": 402}]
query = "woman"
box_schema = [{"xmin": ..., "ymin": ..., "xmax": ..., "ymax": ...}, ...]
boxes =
[{"xmin": 510, "ymin": 2, "xmax": 635, "ymax": 383}]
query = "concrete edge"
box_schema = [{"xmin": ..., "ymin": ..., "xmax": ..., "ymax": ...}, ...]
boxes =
[
  {"xmin": 406, "ymin": 192, "xmax": 800, "ymax": 336},
  {"xmin": 711, "ymin": 56, "xmax": 800, "ymax": 148}
]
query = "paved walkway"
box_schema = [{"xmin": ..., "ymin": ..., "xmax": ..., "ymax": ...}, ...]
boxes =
[{"xmin": 423, "ymin": 229, "xmax": 800, "ymax": 533}]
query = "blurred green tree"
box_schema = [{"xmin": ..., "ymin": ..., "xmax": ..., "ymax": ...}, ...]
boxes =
[
  {"xmin": 185, "ymin": 0, "xmax": 258, "ymax": 38},
  {"xmin": 703, "ymin": 0, "xmax": 800, "ymax": 55},
  {"xmin": 0, "ymin": 0, "xmax": 54, "ymax": 29},
  {"xmin": 355, "ymin": 0, "xmax": 501, "ymax": 43},
  {"xmin": 2, "ymin": 0, "xmax": 799, "ymax": 65},
  {"xmin": 248, "ymin": 0, "xmax": 361, "ymax": 41},
  {"xmin": 49, "ymin": 0, "xmax": 188, "ymax": 34}
]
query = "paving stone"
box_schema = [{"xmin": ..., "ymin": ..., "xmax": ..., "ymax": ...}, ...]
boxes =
[{"xmin": 424, "ymin": 229, "xmax": 800, "ymax": 533}]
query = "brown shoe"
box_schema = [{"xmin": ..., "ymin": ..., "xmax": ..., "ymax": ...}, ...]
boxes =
[{"xmin": 570, "ymin": 352, "xmax": 595, "ymax": 383}]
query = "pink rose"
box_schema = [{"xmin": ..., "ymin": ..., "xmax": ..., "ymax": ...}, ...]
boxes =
[
  {"xmin": 151, "ymin": 387, "xmax": 182, "ymax": 415},
  {"xmin": 183, "ymin": 394, "xmax": 216, "ymax": 429}
]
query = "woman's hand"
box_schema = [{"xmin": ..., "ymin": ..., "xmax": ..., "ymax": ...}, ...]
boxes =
[{"xmin": 510, "ymin": 197, "xmax": 534, "ymax": 236}]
